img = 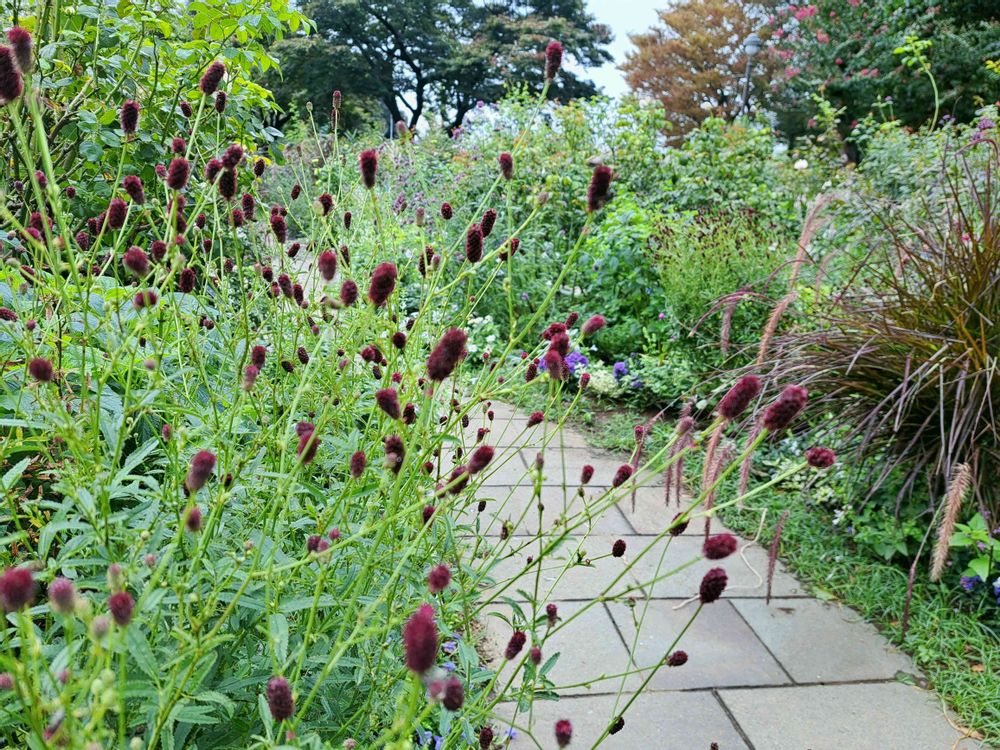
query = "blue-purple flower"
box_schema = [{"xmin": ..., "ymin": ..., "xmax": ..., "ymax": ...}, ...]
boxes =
[
  {"xmin": 960, "ymin": 575, "xmax": 981, "ymax": 592},
  {"xmin": 612, "ymin": 361, "xmax": 628, "ymax": 381}
]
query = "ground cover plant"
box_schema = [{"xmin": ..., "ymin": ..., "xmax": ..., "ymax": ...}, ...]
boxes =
[{"xmin": 0, "ymin": 29, "xmax": 837, "ymax": 749}]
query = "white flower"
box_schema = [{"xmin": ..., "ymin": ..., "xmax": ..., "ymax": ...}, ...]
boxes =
[{"xmin": 793, "ymin": 158, "xmax": 809, "ymax": 171}]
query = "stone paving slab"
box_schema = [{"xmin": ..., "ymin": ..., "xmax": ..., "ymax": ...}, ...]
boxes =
[
  {"xmin": 459, "ymin": 485, "xmax": 634, "ymax": 537},
  {"xmin": 480, "ymin": 535, "xmax": 644, "ymax": 602},
  {"xmin": 493, "ymin": 691, "xmax": 751, "ymax": 749},
  {"xmin": 480, "ymin": 600, "xmax": 642, "ymax": 695},
  {"xmin": 607, "ymin": 600, "xmax": 790, "ymax": 691},
  {"xmin": 732, "ymin": 598, "xmax": 917, "ymax": 683},
  {"xmin": 719, "ymin": 682, "xmax": 984, "ymax": 749},
  {"xmin": 625, "ymin": 534, "xmax": 804, "ymax": 598}
]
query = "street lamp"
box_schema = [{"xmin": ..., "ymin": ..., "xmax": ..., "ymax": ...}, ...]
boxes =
[{"xmin": 735, "ymin": 32, "xmax": 762, "ymax": 118}]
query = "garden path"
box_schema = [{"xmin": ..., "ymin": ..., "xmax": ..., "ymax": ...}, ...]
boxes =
[{"xmin": 466, "ymin": 402, "xmax": 983, "ymax": 750}]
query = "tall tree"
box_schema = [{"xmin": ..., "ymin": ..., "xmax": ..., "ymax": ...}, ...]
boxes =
[
  {"xmin": 622, "ymin": 0, "xmax": 775, "ymax": 137},
  {"xmin": 270, "ymin": 0, "xmax": 612, "ymax": 131}
]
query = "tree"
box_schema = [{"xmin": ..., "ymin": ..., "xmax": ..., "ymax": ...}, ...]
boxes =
[
  {"xmin": 622, "ymin": 0, "xmax": 776, "ymax": 137},
  {"xmin": 269, "ymin": 0, "xmax": 612, "ymax": 132}
]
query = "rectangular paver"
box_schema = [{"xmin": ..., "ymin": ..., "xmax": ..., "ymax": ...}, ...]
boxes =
[
  {"xmin": 458, "ymin": 485, "xmax": 634, "ymax": 537},
  {"xmin": 732, "ymin": 598, "xmax": 917, "ymax": 682},
  {"xmin": 493, "ymin": 691, "xmax": 750, "ymax": 749},
  {"xmin": 719, "ymin": 682, "xmax": 984, "ymax": 749},
  {"xmin": 606, "ymin": 599, "xmax": 790, "ymax": 690}
]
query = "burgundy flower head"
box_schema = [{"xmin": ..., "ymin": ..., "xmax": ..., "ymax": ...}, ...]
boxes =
[
  {"xmin": 504, "ymin": 630, "xmax": 526, "ymax": 660},
  {"xmin": 107, "ymin": 198, "xmax": 128, "ymax": 229},
  {"xmin": 546, "ymin": 602, "xmax": 558, "ymax": 626},
  {"xmin": 340, "ymin": 279, "xmax": 359, "ymax": 306},
  {"xmin": 465, "ymin": 223, "xmax": 483, "ymax": 263},
  {"xmin": 762, "ymin": 385, "xmax": 808, "ymax": 432},
  {"xmin": 498, "ymin": 152, "xmax": 513, "ymax": 180},
  {"xmin": 442, "ymin": 676, "xmax": 464, "ymax": 710},
  {"xmin": 199, "ymin": 61, "xmax": 226, "ymax": 95},
  {"xmin": 48, "ymin": 577, "xmax": 75, "ymax": 614},
  {"xmin": 581, "ymin": 314, "xmax": 606, "ymax": 336},
  {"xmin": 403, "ymin": 603, "xmax": 438, "ymax": 673},
  {"xmin": 384, "ymin": 434, "xmax": 405, "ymax": 473},
  {"xmin": 611, "ymin": 539, "xmax": 626, "ymax": 557},
  {"xmin": 612, "ymin": 464, "xmax": 633, "ymax": 487},
  {"xmin": 350, "ymin": 451, "xmax": 366, "ymax": 478},
  {"xmin": 166, "ymin": 157, "xmax": 190, "ymax": 191},
  {"xmin": 266, "ymin": 676, "xmax": 294, "ymax": 721},
  {"xmin": 427, "ymin": 328, "xmax": 468, "ymax": 381},
  {"xmin": 699, "ymin": 567, "xmax": 728, "ymax": 603},
  {"xmin": 185, "ymin": 450, "xmax": 216, "ymax": 493},
  {"xmin": 296, "ymin": 423, "xmax": 320, "ymax": 465},
  {"xmin": 554, "ymin": 719, "xmax": 572, "ymax": 748},
  {"xmin": 580, "ymin": 465, "xmax": 594, "ymax": 484},
  {"xmin": 718, "ymin": 375, "xmax": 762, "ymax": 420},
  {"xmin": 427, "ymin": 564, "xmax": 451, "ymax": 593},
  {"xmin": 367, "ymin": 262, "xmax": 397, "ymax": 306},
  {"xmin": 251, "ymin": 345, "xmax": 267, "ymax": 368},
  {"xmin": 703, "ymin": 533, "xmax": 738, "ymax": 560},
  {"xmin": 254, "ymin": 158, "xmax": 266, "ymax": 178},
  {"xmin": 805, "ymin": 446, "xmax": 836, "ymax": 469},
  {"xmin": 122, "ymin": 175, "xmax": 145, "ymax": 204},
  {"xmin": 480, "ymin": 209, "xmax": 497, "ymax": 238},
  {"xmin": 545, "ymin": 41, "xmax": 564, "ymax": 81},
  {"xmin": 0, "ymin": 567, "xmax": 34, "ymax": 611},
  {"xmin": 587, "ymin": 165, "xmax": 613, "ymax": 212},
  {"xmin": 108, "ymin": 590, "xmax": 134, "ymax": 626},
  {"xmin": 119, "ymin": 100, "xmax": 140, "ymax": 134},
  {"xmin": 479, "ymin": 727, "xmax": 494, "ymax": 749},
  {"xmin": 0, "ymin": 46, "xmax": 23, "ymax": 105},
  {"xmin": 375, "ymin": 388, "xmax": 401, "ymax": 420},
  {"xmin": 133, "ymin": 289, "xmax": 158, "ymax": 309},
  {"xmin": 270, "ymin": 214, "xmax": 287, "ymax": 244},
  {"xmin": 468, "ymin": 445, "xmax": 495, "ymax": 474},
  {"xmin": 185, "ymin": 505, "xmax": 202, "ymax": 532},
  {"xmin": 123, "ymin": 247, "xmax": 150, "ymax": 278},
  {"xmin": 318, "ymin": 250, "xmax": 337, "ymax": 282},
  {"xmin": 440, "ymin": 202, "xmax": 453, "ymax": 220},
  {"xmin": 358, "ymin": 149, "xmax": 378, "ymax": 188},
  {"xmin": 667, "ymin": 650, "xmax": 688, "ymax": 666},
  {"xmin": 178, "ymin": 267, "xmax": 196, "ymax": 293},
  {"xmin": 221, "ymin": 144, "xmax": 243, "ymax": 169},
  {"xmin": 527, "ymin": 411, "xmax": 544, "ymax": 427},
  {"xmin": 543, "ymin": 349, "xmax": 565, "ymax": 381},
  {"xmin": 7, "ymin": 28, "xmax": 32, "ymax": 73},
  {"xmin": 28, "ymin": 357, "xmax": 53, "ymax": 382}
]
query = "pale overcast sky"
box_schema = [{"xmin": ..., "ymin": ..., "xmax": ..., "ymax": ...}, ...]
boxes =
[{"xmin": 585, "ymin": 0, "xmax": 663, "ymax": 97}]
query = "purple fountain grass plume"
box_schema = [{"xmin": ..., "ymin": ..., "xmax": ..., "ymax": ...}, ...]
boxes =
[
  {"xmin": 756, "ymin": 291, "xmax": 797, "ymax": 367},
  {"xmin": 766, "ymin": 509, "xmax": 790, "ymax": 604},
  {"xmin": 703, "ymin": 440, "xmax": 734, "ymax": 537},
  {"xmin": 930, "ymin": 463, "xmax": 971, "ymax": 582},
  {"xmin": 737, "ymin": 418, "xmax": 763, "ymax": 503},
  {"xmin": 665, "ymin": 416, "xmax": 695, "ymax": 508}
]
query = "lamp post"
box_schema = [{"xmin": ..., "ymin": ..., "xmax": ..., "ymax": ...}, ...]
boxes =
[{"xmin": 735, "ymin": 32, "xmax": 762, "ymax": 118}]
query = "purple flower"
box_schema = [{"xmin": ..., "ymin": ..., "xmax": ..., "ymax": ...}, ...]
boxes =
[
  {"xmin": 960, "ymin": 575, "xmax": 980, "ymax": 592},
  {"xmin": 564, "ymin": 350, "xmax": 589, "ymax": 376},
  {"xmin": 612, "ymin": 361, "xmax": 628, "ymax": 381}
]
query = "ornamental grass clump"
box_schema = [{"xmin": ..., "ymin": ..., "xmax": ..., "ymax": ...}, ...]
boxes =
[{"xmin": 0, "ymin": 30, "xmax": 828, "ymax": 749}]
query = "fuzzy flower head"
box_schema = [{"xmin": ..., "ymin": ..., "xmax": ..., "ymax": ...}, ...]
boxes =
[
  {"xmin": 122, "ymin": 175, "xmax": 145, "ymax": 204},
  {"xmin": 367, "ymin": 262, "xmax": 397, "ymax": 306},
  {"xmin": 108, "ymin": 590, "xmax": 134, "ymax": 626},
  {"xmin": 0, "ymin": 567, "xmax": 34, "ymax": 611},
  {"xmin": 119, "ymin": 100, "xmax": 140, "ymax": 134},
  {"xmin": 123, "ymin": 246, "xmax": 150, "ymax": 277},
  {"xmin": 199, "ymin": 61, "xmax": 226, "ymax": 95},
  {"xmin": 699, "ymin": 567, "xmax": 728, "ymax": 603},
  {"xmin": 185, "ymin": 450, "xmax": 216, "ymax": 493},
  {"xmin": 581, "ymin": 314, "xmax": 606, "ymax": 336},
  {"xmin": 587, "ymin": 165, "xmax": 613, "ymax": 212},
  {"xmin": 28, "ymin": 357, "xmax": 53, "ymax": 382},
  {"xmin": 805, "ymin": 446, "xmax": 835, "ymax": 469},
  {"xmin": 465, "ymin": 223, "xmax": 484, "ymax": 263},
  {"xmin": 498, "ymin": 152, "xmax": 513, "ymax": 180},
  {"xmin": 166, "ymin": 157, "xmax": 190, "ymax": 191},
  {"xmin": 762, "ymin": 385, "xmax": 808, "ymax": 432},
  {"xmin": 554, "ymin": 719, "xmax": 572, "ymax": 748},
  {"xmin": 703, "ymin": 533, "xmax": 738, "ymax": 560},
  {"xmin": 375, "ymin": 388, "xmax": 401, "ymax": 420},
  {"xmin": 0, "ymin": 46, "xmax": 23, "ymax": 105},
  {"xmin": 266, "ymin": 676, "xmax": 294, "ymax": 721},
  {"xmin": 717, "ymin": 375, "xmax": 762, "ymax": 420},
  {"xmin": 427, "ymin": 564, "xmax": 451, "ymax": 593},
  {"xmin": 427, "ymin": 328, "xmax": 468, "ymax": 381},
  {"xmin": 403, "ymin": 603, "xmax": 438, "ymax": 673},
  {"xmin": 612, "ymin": 464, "xmax": 633, "ymax": 487},
  {"xmin": 7, "ymin": 28, "xmax": 32, "ymax": 73},
  {"xmin": 48, "ymin": 577, "xmax": 76, "ymax": 615},
  {"xmin": 468, "ymin": 445, "xmax": 495, "ymax": 474},
  {"xmin": 504, "ymin": 630, "xmax": 526, "ymax": 660},
  {"xmin": 545, "ymin": 41, "xmax": 564, "ymax": 81},
  {"xmin": 358, "ymin": 149, "xmax": 378, "ymax": 189}
]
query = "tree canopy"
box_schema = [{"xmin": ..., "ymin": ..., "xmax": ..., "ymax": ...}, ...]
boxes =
[{"xmin": 269, "ymin": 0, "xmax": 612, "ymax": 131}]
